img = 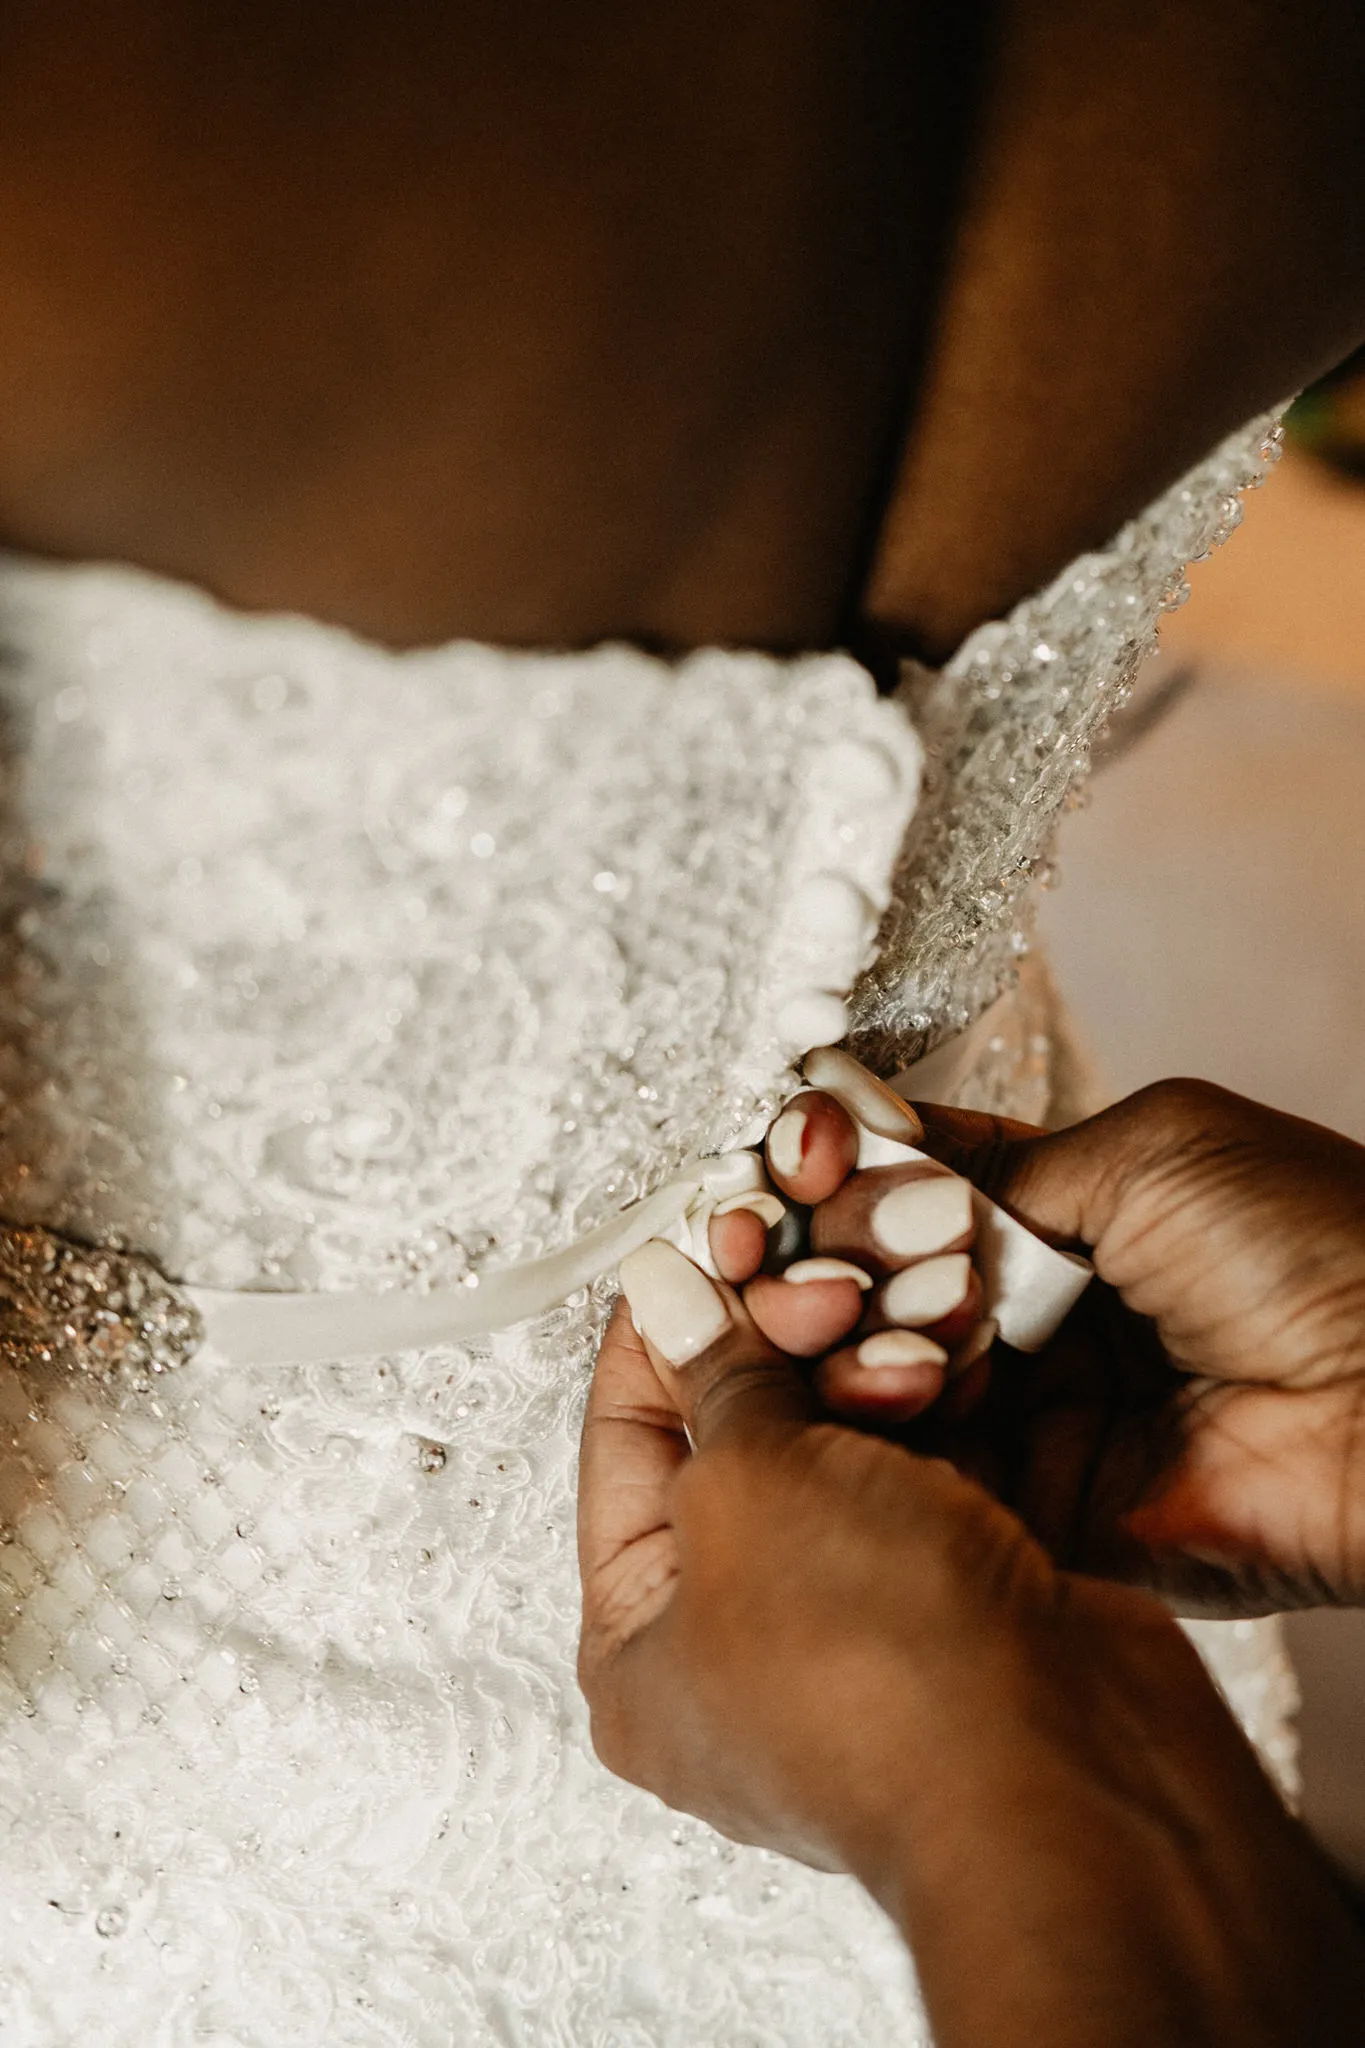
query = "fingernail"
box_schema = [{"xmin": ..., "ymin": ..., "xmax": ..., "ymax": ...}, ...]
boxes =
[
  {"xmin": 856, "ymin": 1331, "xmax": 948, "ymax": 1371},
  {"xmin": 767, "ymin": 1103, "xmax": 809, "ymax": 1180},
  {"xmin": 782, "ymin": 1257, "xmax": 874, "ymax": 1291},
  {"xmin": 619, "ymin": 1240, "xmax": 729, "ymax": 1366},
  {"xmin": 802, "ymin": 1047, "xmax": 924, "ymax": 1144},
  {"xmin": 712, "ymin": 1190, "xmax": 787, "ymax": 1228},
  {"xmin": 882, "ymin": 1253, "xmax": 972, "ymax": 1326},
  {"xmin": 951, "ymin": 1317, "xmax": 998, "ymax": 1376},
  {"xmin": 871, "ymin": 1176, "xmax": 973, "ymax": 1258}
]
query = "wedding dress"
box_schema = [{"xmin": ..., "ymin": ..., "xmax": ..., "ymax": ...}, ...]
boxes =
[{"xmin": 0, "ymin": 415, "xmax": 1299, "ymax": 2045}]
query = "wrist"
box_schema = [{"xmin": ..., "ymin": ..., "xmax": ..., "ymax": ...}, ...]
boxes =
[
  {"xmin": 823, "ymin": 1612, "xmax": 1068, "ymax": 1896},
  {"xmin": 849, "ymin": 1592, "xmax": 1365, "ymax": 2048}
]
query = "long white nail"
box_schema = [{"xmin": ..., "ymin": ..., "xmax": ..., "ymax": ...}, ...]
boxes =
[
  {"xmin": 802, "ymin": 1047, "xmax": 924, "ymax": 1144},
  {"xmin": 871, "ymin": 1176, "xmax": 973, "ymax": 1258},
  {"xmin": 782, "ymin": 1257, "xmax": 874, "ymax": 1291},
  {"xmin": 712, "ymin": 1190, "xmax": 787, "ymax": 1228},
  {"xmin": 767, "ymin": 1103, "xmax": 809, "ymax": 1180},
  {"xmin": 856, "ymin": 1332, "xmax": 948, "ymax": 1371},
  {"xmin": 619, "ymin": 1241, "xmax": 729, "ymax": 1366},
  {"xmin": 882, "ymin": 1253, "xmax": 972, "ymax": 1327}
]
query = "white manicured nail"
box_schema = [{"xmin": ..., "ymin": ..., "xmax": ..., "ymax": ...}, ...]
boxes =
[
  {"xmin": 712, "ymin": 1190, "xmax": 787, "ymax": 1228},
  {"xmin": 882, "ymin": 1253, "xmax": 972, "ymax": 1327},
  {"xmin": 783, "ymin": 1257, "xmax": 874, "ymax": 1291},
  {"xmin": 871, "ymin": 1176, "xmax": 973, "ymax": 1258},
  {"xmin": 802, "ymin": 1047, "xmax": 924, "ymax": 1144},
  {"xmin": 856, "ymin": 1332, "xmax": 948, "ymax": 1371},
  {"xmin": 767, "ymin": 1103, "xmax": 809, "ymax": 1180},
  {"xmin": 619, "ymin": 1241, "xmax": 729, "ymax": 1366}
]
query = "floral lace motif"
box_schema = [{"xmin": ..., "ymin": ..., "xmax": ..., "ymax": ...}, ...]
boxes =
[{"xmin": 0, "ymin": 416, "xmax": 1295, "ymax": 2047}]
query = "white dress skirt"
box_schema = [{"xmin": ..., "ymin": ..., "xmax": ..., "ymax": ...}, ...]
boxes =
[{"xmin": 0, "ymin": 414, "xmax": 1297, "ymax": 2045}]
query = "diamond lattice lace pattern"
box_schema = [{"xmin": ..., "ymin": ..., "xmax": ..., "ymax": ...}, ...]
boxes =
[{"xmin": 0, "ymin": 415, "xmax": 1296, "ymax": 2046}]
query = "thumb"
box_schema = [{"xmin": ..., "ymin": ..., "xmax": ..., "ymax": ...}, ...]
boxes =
[{"xmin": 618, "ymin": 1238, "xmax": 817, "ymax": 1452}]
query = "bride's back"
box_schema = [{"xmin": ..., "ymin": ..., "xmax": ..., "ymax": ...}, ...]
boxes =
[{"xmin": 0, "ymin": 0, "xmax": 1360, "ymax": 656}]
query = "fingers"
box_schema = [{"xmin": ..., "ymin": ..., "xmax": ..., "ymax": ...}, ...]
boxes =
[
  {"xmin": 740, "ymin": 1165, "xmax": 990, "ymax": 1420},
  {"xmin": 617, "ymin": 1239, "xmax": 817, "ymax": 1452},
  {"xmin": 747, "ymin": 1106, "xmax": 988, "ymax": 1379},
  {"xmin": 815, "ymin": 1331, "xmax": 949, "ymax": 1423},
  {"xmin": 762, "ymin": 1052, "xmax": 926, "ymax": 1209},
  {"xmin": 1119, "ymin": 1378, "xmax": 1365, "ymax": 1610},
  {"xmin": 707, "ymin": 1173, "xmax": 800, "ymax": 1286},
  {"xmin": 708, "ymin": 1198, "xmax": 781, "ymax": 1284},
  {"xmin": 811, "ymin": 1160, "xmax": 975, "ymax": 1279},
  {"xmin": 739, "ymin": 1247, "xmax": 983, "ymax": 1361},
  {"xmin": 704, "ymin": 1062, "xmax": 994, "ymax": 1411},
  {"xmin": 816, "ymin": 1312, "xmax": 998, "ymax": 1426},
  {"xmin": 579, "ymin": 1299, "xmax": 689, "ymax": 1556},
  {"xmin": 912, "ymin": 1101, "xmax": 1045, "ymax": 1167},
  {"xmin": 579, "ymin": 1255, "xmax": 820, "ymax": 1679},
  {"xmin": 915, "ymin": 1101, "xmax": 1115, "ymax": 1250},
  {"xmin": 764, "ymin": 1089, "xmax": 859, "ymax": 1205},
  {"xmin": 740, "ymin": 1261, "xmax": 873, "ymax": 1358},
  {"xmin": 868, "ymin": 1254, "xmax": 983, "ymax": 1345},
  {"xmin": 799, "ymin": 1047, "xmax": 925, "ymax": 1154}
]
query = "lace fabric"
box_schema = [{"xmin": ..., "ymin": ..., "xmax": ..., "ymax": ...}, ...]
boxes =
[{"xmin": 0, "ymin": 416, "xmax": 1296, "ymax": 2045}]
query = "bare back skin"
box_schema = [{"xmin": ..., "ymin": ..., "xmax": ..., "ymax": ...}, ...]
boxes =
[{"xmin": 0, "ymin": 0, "xmax": 1360, "ymax": 664}]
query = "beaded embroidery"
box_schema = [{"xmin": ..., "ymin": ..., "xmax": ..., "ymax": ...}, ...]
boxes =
[
  {"xmin": 0, "ymin": 1227, "xmax": 201, "ymax": 1384},
  {"xmin": 851, "ymin": 419, "xmax": 1285, "ymax": 1068}
]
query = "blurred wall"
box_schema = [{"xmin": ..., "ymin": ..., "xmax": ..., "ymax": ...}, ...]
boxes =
[{"xmin": 1040, "ymin": 444, "xmax": 1365, "ymax": 1879}]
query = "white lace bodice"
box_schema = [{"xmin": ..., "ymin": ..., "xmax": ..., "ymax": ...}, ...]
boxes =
[{"xmin": 0, "ymin": 417, "xmax": 1296, "ymax": 2046}]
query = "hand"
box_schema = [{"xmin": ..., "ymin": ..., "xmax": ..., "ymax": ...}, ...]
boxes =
[
  {"xmin": 578, "ymin": 1246, "xmax": 1365, "ymax": 2048},
  {"xmin": 705, "ymin": 1060, "xmax": 994, "ymax": 1419},
  {"xmin": 578, "ymin": 1250, "xmax": 1051, "ymax": 1876},
  {"xmin": 819, "ymin": 1079, "xmax": 1365, "ymax": 1615}
]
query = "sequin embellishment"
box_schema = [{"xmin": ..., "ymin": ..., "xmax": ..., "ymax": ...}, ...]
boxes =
[{"xmin": 0, "ymin": 1226, "xmax": 203, "ymax": 1384}]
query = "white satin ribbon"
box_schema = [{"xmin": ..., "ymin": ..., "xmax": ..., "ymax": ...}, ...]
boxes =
[
  {"xmin": 188, "ymin": 1022, "xmax": 1092, "ymax": 1368},
  {"xmin": 188, "ymin": 1160, "xmax": 726, "ymax": 1370}
]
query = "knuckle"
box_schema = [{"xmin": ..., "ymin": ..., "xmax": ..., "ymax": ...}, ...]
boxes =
[
  {"xmin": 1091, "ymin": 1079, "xmax": 1260, "ymax": 1230},
  {"xmin": 1128, "ymin": 1075, "xmax": 1238, "ymax": 1141},
  {"xmin": 685, "ymin": 1356, "xmax": 788, "ymax": 1441}
]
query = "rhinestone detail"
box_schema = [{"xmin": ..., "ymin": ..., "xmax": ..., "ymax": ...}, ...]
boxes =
[{"xmin": 0, "ymin": 1227, "xmax": 203, "ymax": 1385}]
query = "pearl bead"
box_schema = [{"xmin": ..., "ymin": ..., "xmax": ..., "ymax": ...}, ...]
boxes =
[
  {"xmin": 817, "ymin": 739, "xmax": 902, "ymax": 806},
  {"xmin": 774, "ymin": 991, "xmax": 848, "ymax": 1053}
]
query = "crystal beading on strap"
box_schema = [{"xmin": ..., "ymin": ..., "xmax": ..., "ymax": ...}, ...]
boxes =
[
  {"xmin": 852, "ymin": 415, "xmax": 1287, "ymax": 1074},
  {"xmin": 0, "ymin": 1227, "xmax": 203, "ymax": 1385}
]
